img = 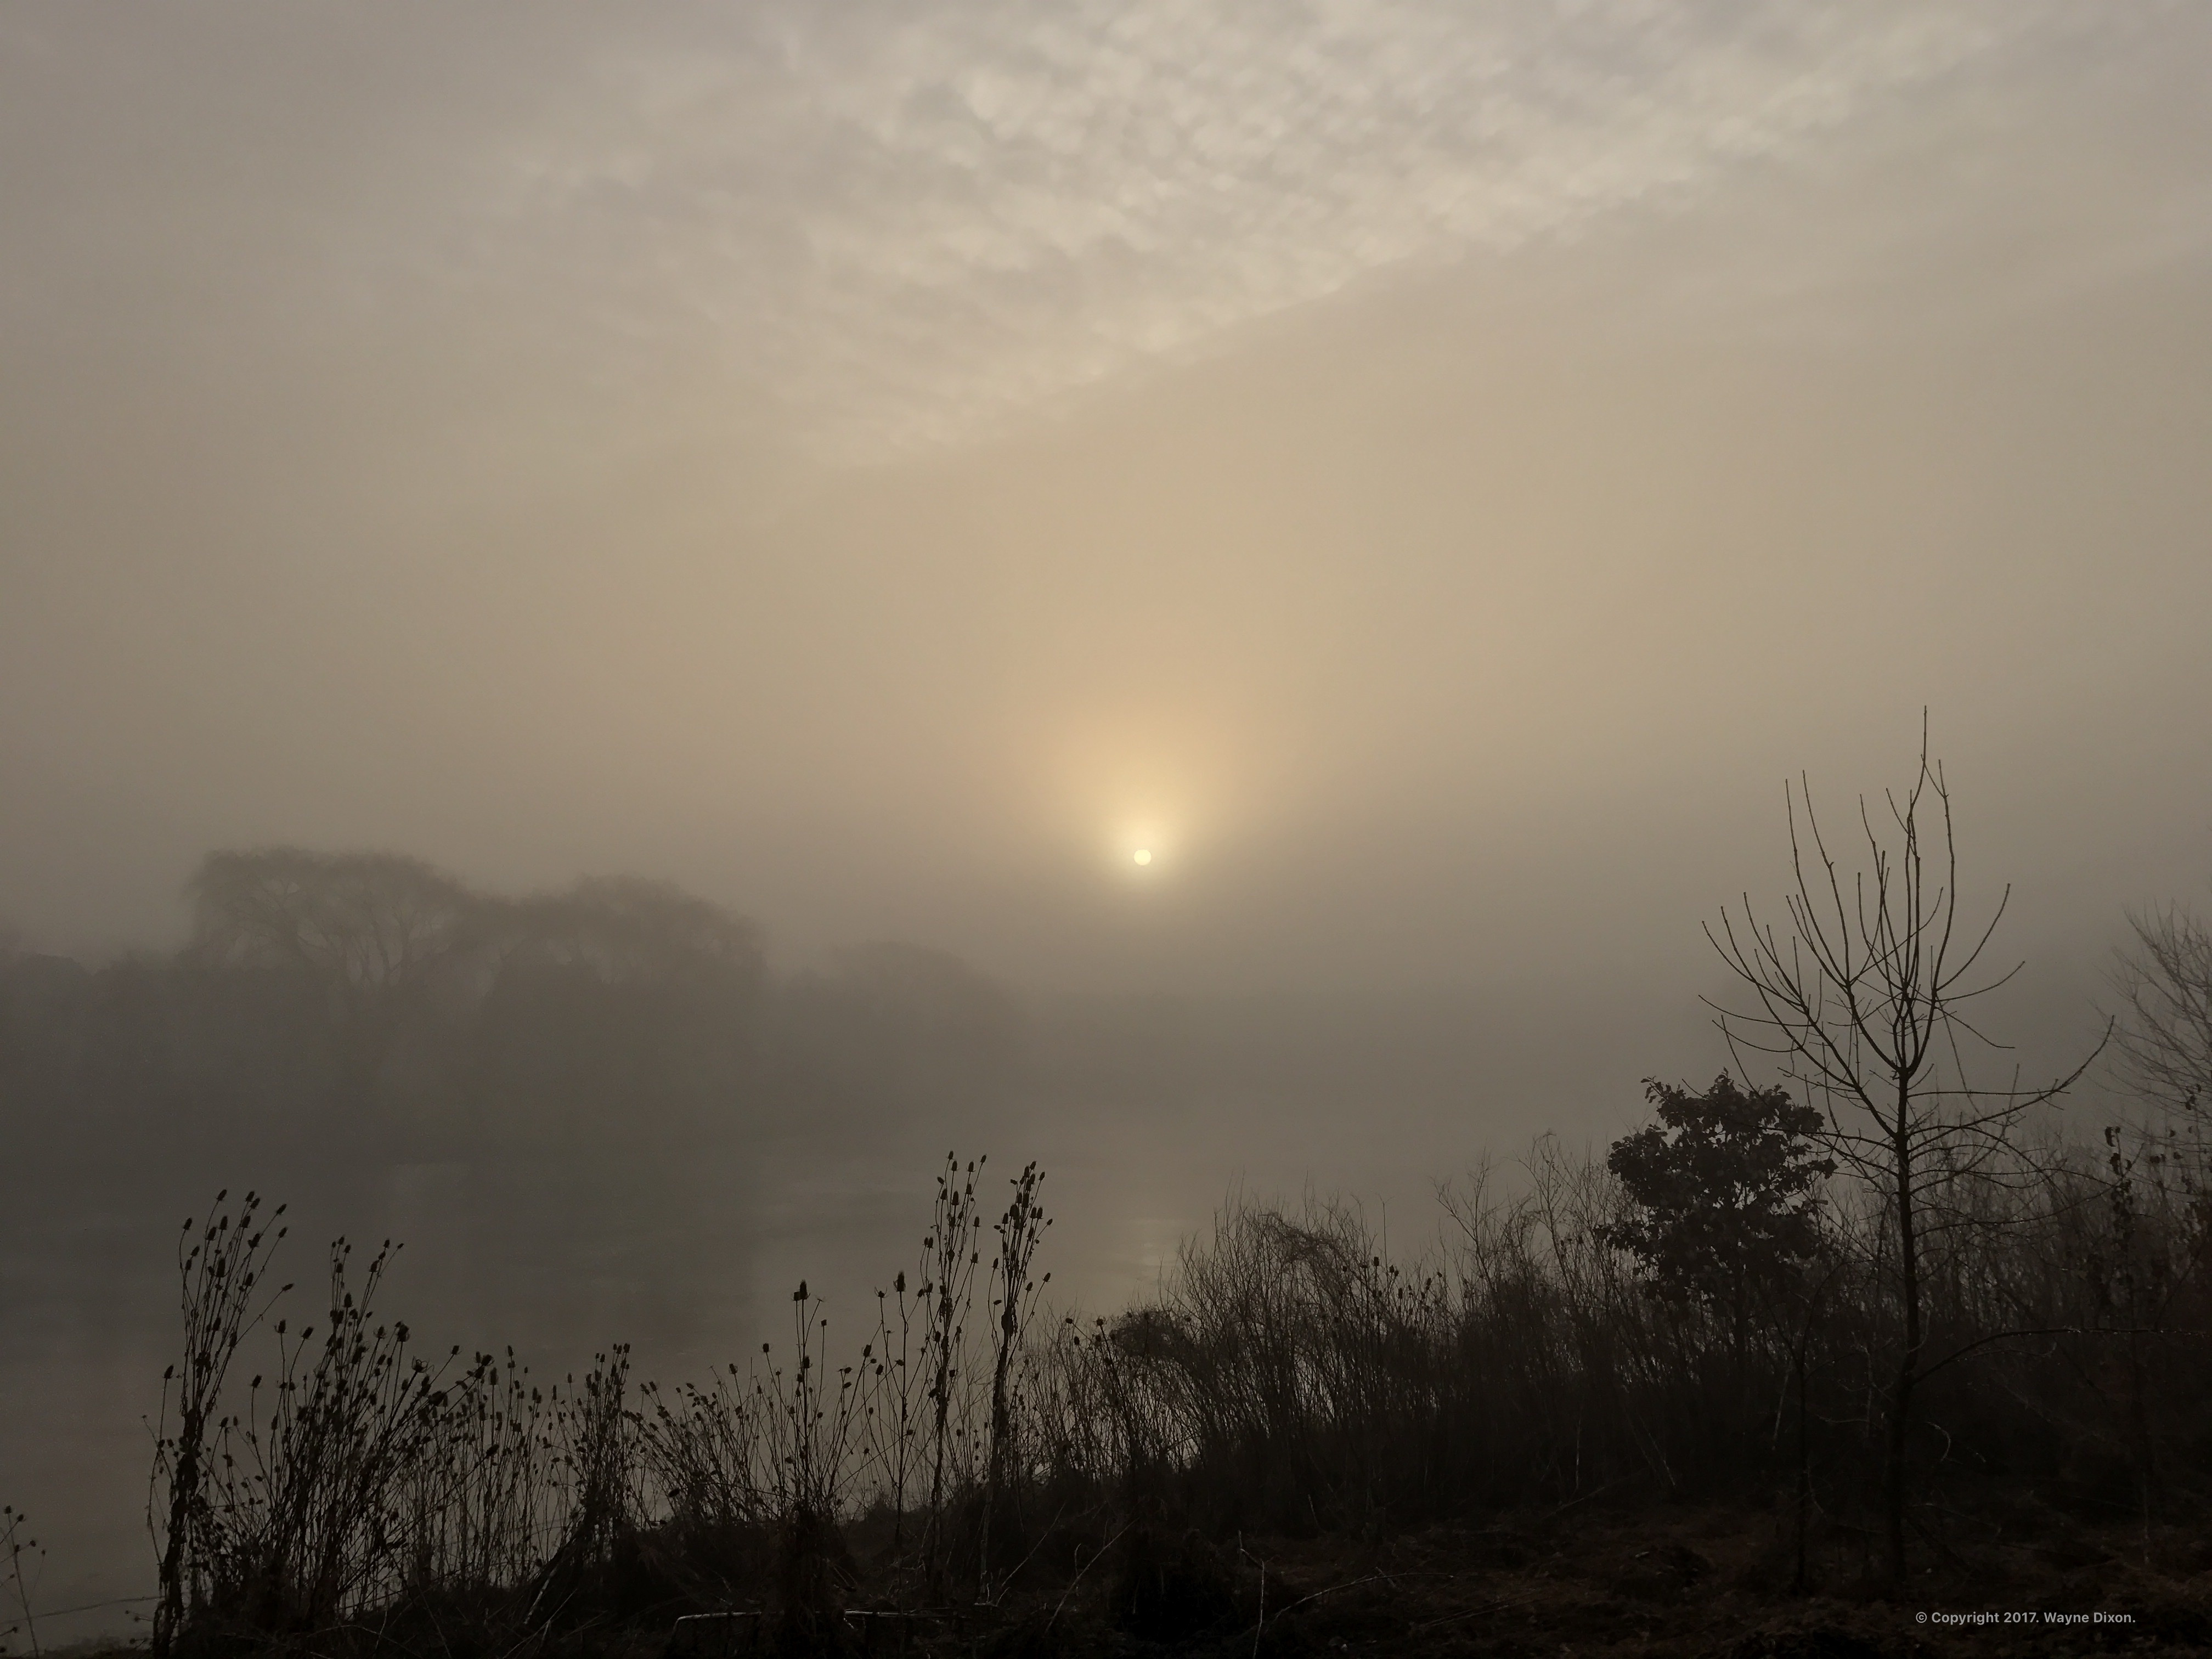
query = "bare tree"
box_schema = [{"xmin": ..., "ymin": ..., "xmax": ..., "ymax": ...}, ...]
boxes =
[
  {"xmin": 2113, "ymin": 895, "xmax": 2212, "ymax": 1132},
  {"xmin": 1706, "ymin": 730, "xmax": 2104, "ymax": 1584}
]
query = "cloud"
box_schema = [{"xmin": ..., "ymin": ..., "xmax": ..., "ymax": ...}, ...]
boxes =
[
  {"xmin": 454, "ymin": 0, "xmax": 2090, "ymax": 453},
  {"xmin": 0, "ymin": 2, "xmax": 2154, "ymax": 458}
]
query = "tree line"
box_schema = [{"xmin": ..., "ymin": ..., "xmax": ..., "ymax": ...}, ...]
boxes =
[{"xmin": 0, "ymin": 851, "xmax": 1025, "ymax": 1351}]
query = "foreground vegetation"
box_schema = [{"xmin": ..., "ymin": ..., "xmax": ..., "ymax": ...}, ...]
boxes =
[
  {"xmin": 10, "ymin": 740, "xmax": 2211, "ymax": 1656},
  {"xmin": 120, "ymin": 1105, "xmax": 2211, "ymax": 1658}
]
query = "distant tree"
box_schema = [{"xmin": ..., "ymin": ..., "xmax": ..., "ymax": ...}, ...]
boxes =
[
  {"xmin": 187, "ymin": 848, "xmax": 482, "ymax": 995},
  {"xmin": 486, "ymin": 876, "xmax": 763, "ymax": 988},
  {"xmin": 1705, "ymin": 726, "xmax": 2105, "ymax": 1583},
  {"xmin": 182, "ymin": 848, "xmax": 486, "ymax": 1136},
  {"xmin": 467, "ymin": 878, "xmax": 764, "ymax": 1152},
  {"xmin": 1603, "ymin": 1074, "xmax": 1834, "ymax": 1354}
]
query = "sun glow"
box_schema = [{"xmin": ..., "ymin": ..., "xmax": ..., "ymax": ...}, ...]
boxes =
[{"xmin": 1115, "ymin": 822, "xmax": 1171, "ymax": 872}]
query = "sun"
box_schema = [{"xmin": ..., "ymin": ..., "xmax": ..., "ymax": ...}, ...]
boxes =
[{"xmin": 1109, "ymin": 817, "xmax": 1171, "ymax": 873}]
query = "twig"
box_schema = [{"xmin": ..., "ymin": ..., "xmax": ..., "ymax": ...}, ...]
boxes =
[
  {"xmin": 1237, "ymin": 1545, "xmax": 1267, "ymax": 1659},
  {"xmin": 979, "ymin": 1501, "xmax": 1068, "ymax": 1607},
  {"xmin": 1269, "ymin": 1572, "xmax": 1392, "ymax": 1618},
  {"xmin": 1407, "ymin": 1595, "xmax": 1530, "ymax": 1635},
  {"xmin": 1048, "ymin": 1521, "xmax": 1128, "ymax": 1630}
]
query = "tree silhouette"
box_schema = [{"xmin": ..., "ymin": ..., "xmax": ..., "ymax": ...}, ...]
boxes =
[
  {"xmin": 2113, "ymin": 895, "xmax": 2211, "ymax": 1136},
  {"xmin": 1604, "ymin": 1074, "xmax": 1833, "ymax": 1350},
  {"xmin": 1705, "ymin": 726, "xmax": 2104, "ymax": 1583}
]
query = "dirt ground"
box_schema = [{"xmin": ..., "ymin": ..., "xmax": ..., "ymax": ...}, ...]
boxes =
[
  {"xmin": 940, "ymin": 1505, "xmax": 2212, "ymax": 1659},
  {"xmin": 43, "ymin": 1504, "xmax": 2212, "ymax": 1658}
]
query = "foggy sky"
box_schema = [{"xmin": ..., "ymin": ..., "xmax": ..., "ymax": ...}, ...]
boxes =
[
  {"xmin": 5, "ymin": 0, "xmax": 2211, "ymax": 1020},
  {"xmin": 8, "ymin": 11, "xmax": 2212, "ymax": 1632}
]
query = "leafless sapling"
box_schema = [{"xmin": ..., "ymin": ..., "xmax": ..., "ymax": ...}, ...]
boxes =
[{"xmin": 1706, "ymin": 731, "xmax": 2104, "ymax": 1583}]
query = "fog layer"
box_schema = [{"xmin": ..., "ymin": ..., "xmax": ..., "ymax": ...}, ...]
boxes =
[{"xmin": 4, "ymin": 2, "xmax": 2212, "ymax": 1640}]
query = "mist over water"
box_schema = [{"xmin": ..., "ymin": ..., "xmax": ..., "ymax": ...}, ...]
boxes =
[{"xmin": 0, "ymin": 861, "xmax": 2131, "ymax": 1641}]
